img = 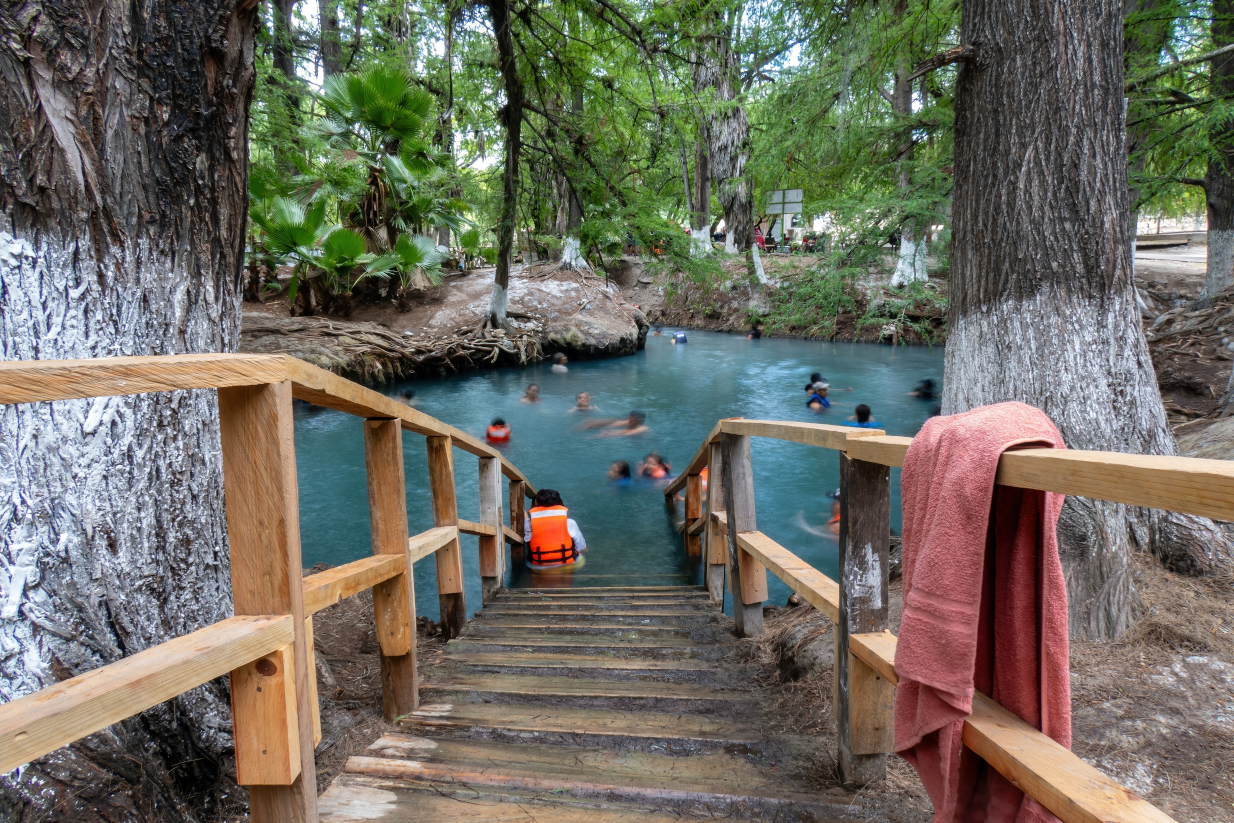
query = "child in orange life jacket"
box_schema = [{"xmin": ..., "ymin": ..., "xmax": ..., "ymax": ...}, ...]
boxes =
[
  {"xmin": 827, "ymin": 488, "xmax": 841, "ymax": 535},
  {"xmin": 638, "ymin": 452, "xmax": 671, "ymax": 479},
  {"xmin": 485, "ymin": 418, "xmax": 511, "ymax": 444},
  {"xmin": 523, "ymin": 489, "xmax": 587, "ymax": 569}
]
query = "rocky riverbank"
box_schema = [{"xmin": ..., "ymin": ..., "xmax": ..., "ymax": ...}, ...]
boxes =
[{"xmin": 240, "ymin": 264, "xmax": 648, "ymax": 384}]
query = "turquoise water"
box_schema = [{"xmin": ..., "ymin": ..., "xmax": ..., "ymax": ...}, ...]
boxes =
[{"xmin": 292, "ymin": 330, "xmax": 943, "ymax": 619}]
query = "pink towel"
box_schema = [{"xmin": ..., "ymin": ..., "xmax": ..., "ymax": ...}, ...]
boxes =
[{"xmin": 894, "ymin": 402, "xmax": 1071, "ymax": 823}]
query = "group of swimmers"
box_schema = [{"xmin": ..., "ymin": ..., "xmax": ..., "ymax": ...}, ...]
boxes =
[{"xmin": 802, "ymin": 372, "xmax": 936, "ymax": 428}]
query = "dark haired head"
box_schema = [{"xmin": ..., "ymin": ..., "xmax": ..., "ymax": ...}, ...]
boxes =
[
  {"xmin": 611, "ymin": 460, "xmax": 631, "ymax": 478},
  {"xmin": 855, "ymin": 404, "xmax": 871, "ymax": 423},
  {"xmin": 492, "ymin": 418, "xmax": 506, "ymax": 427},
  {"xmin": 629, "ymin": 410, "xmax": 646, "ymax": 424},
  {"xmin": 553, "ymin": 353, "xmax": 567, "ymax": 364},
  {"xmin": 920, "ymin": 378, "xmax": 934, "ymax": 389},
  {"xmin": 810, "ymin": 372, "xmax": 823, "ymax": 384},
  {"xmin": 534, "ymin": 488, "xmax": 565, "ymax": 508}
]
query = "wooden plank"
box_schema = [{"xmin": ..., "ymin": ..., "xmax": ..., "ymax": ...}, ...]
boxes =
[
  {"xmin": 964, "ymin": 694, "xmax": 1177, "ymax": 823},
  {"xmin": 408, "ymin": 525, "xmax": 459, "ymax": 563},
  {"xmin": 458, "ymin": 518, "xmax": 499, "ymax": 537},
  {"xmin": 835, "ymin": 453, "xmax": 891, "ymax": 785},
  {"xmin": 503, "ymin": 525, "xmax": 524, "ymax": 545},
  {"xmin": 687, "ymin": 516, "xmax": 707, "ymax": 536},
  {"xmin": 419, "ymin": 674, "xmax": 747, "ymax": 700},
  {"xmin": 516, "ymin": 586, "xmax": 703, "ymax": 593},
  {"xmin": 399, "ymin": 702, "xmax": 760, "ymax": 742},
  {"xmin": 478, "ymin": 456, "xmax": 504, "ymax": 603},
  {"xmin": 509, "ymin": 480, "xmax": 527, "ymax": 568},
  {"xmin": 719, "ymin": 433, "xmax": 766, "ymax": 637},
  {"xmin": 302, "ymin": 555, "xmax": 406, "ymax": 615},
  {"xmin": 735, "ymin": 531, "xmax": 840, "ymax": 623},
  {"xmin": 364, "ymin": 418, "xmax": 418, "ymax": 720},
  {"xmin": 446, "ymin": 636, "xmax": 697, "ymax": 649},
  {"xmin": 842, "ymin": 434, "xmax": 912, "ymax": 467},
  {"xmin": 461, "ymin": 623, "xmax": 696, "ymax": 636},
  {"xmin": 476, "ymin": 608, "xmax": 715, "ymax": 618},
  {"xmin": 684, "ymin": 474, "xmax": 703, "ymax": 562},
  {"xmin": 305, "ymin": 617, "xmax": 321, "ymax": 747},
  {"xmin": 427, "ymin": 434, "xmax": 467, "ymax": 639},
  {"xmin": 495, "ymin": 590, "xmax": 710, "ymax": 599},
  {"xmin": 0, "ymin": 615, "xmax": 291, "ymax": 775},
  {"xmin": 232, "ymin": 645, "xmax": 301, "ymax": 785},
  {"xmin": 721, "ymin": 418, "xmax": 885, "ymax": 450},
  {"xmin": 663, "ymin": 419, "xmax": 725, "ymax": 497},
  {"xmin": 481, "ymin": 600, "xmax": 715, "ymax": 609},
  {"xmin": 0, "ymin": 353, "xmax": 288, "ymax": 404},
  {"xmin": 705, "ymin": 441, "xmax": 726, "ymax": 604},
  {"xmin": 711, "ymin": 510, "xmax": 728, "ymax": 533},
  {"xmin": 848, "ymin": 631, "xmax": 898, "ymax": 684},
  {"xmin": 218, "ymin": 381, "xmax": 317, "ymax": 815},
  {"xmin": 444, "ymin": 651, "xmax": 714, "ymax": 670}
]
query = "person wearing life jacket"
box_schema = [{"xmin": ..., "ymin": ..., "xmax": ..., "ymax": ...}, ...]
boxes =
[
  {"xmin": 485, "ymin": 418, "xmax": 511, "ymax": 444},
  {"xmin": 827, "ymin": 489, "xmax": 842, "ymax": 535},
  {"xmin": 638, "ymin": 452, "xmax": 671, "ymax": 480},
  {"xmin": 523, "ymin": 489, "xmax": 587, "ymax": 570}
]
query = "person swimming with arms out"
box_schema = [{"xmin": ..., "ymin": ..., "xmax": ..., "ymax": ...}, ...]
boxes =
[
  {"xmin": 582, "ymin": 410, "xmax": 649, "ymax": 437},
  {"xmin": 485, "ymin": 418, "xmax": 511, "ymax": 444},
  {"xmin": 524, "ymin": 488, "xmax": 587, "ymax": 572}
]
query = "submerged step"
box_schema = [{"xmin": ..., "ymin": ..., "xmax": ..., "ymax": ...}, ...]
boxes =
[{"xmin": 400, "ymin": 701, "xmax": 763, "ymax": 743}]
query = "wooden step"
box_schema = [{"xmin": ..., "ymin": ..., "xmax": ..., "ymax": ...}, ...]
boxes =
[
  {"xmin": 420, "ymin": 673, "xmax": 747, "ymax": 700},
  {"xmin": 496, "ymin": 590, "xmax": 712, "ymax": 600},
  {"xmin": 442, "ymin": 651, "xmax": 714, "ymax": 671},
  {"xmin": 460, "ymin": 621, "xmax": 699, "ymax": 633},
  {"xmin": 477, "ymin": 608, "xmax": 716, "ymax": 618},
  {"xmin": 319, "ymin": 774, "xmax": 698, "ymax": 822},
  {"xmin": 400, "ymin": 702, "xmax": 762, "ymax": 742},
  {"xmin": 447, "ymin": 635, "xmax": 698, "ymax": 649},
  {"xmin": 515, "ymin": 585, "xmax": 702, "ymax": 593},
  {"xmin": 487, "ymin": 599, "xmax": 714, "ymax": 608},
  {"xmin": 349, "ymin": 734, "xmax": 847, "ymax": 808}
]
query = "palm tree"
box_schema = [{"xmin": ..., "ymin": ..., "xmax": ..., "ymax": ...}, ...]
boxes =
[{"xmin": 390, "ymin": 234, "xmax": 446, "ymax": 312}]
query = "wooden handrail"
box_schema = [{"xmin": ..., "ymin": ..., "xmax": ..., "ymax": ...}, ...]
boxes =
[
  {"xmin": 0, "ymin": 615, "xmax": 293, "ymax": 775},
  {"xmin": 458, "ymin": 519, "xmax": 499, "ymax": 537},
  {"xmin": 503, "ymin": 525, "xmax": 524, "ymax": 545}
]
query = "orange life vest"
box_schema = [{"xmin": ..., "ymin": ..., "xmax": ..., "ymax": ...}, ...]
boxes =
[
  {"xmin": 486, "ymin": 424, "xmax": 510, "ymax": 442},
  {"xmin": 528, "ymin": 505, "xmax": 577, "ymax": 566}
]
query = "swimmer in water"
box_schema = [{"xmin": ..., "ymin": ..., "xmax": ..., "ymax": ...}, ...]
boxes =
[
  {"xmin": 638, "ymin": 451, "xmax": 672, "ymax": 480},
  {"xmin": 551, "ymin": 353, "xmax": 569, "ymax": 373},
  {"xmin": 395, "ymin": 391, "xmax": 417, "ymax": 407},
  {"xmin": 843, "ymin": 404, "xmax": 883, "ymax": 428},
  {"xmin": 485, "ymin": 418, "xmax": 511, "ymax": 444},
  {"xmin": 521, "ymin": 383, "xmax": 540, "ymax": 403},
  {"xmin": 608, "ymin": 460, "xmax": 633, "ymax": 484},
  {"xmin": 907, "ymin": 378, "xmax": 935, "ymax": 399},
  {"xmin": 653, "ymin": 326, "xmax": 663, "ymax": 336},
  {"xmin": 806, "ymin": 383, "xmax": 832, "ymax": 411},
  {"xmin": 571, "ymin": 392, "xmax": 596, "ymax": 412},
  {"xmin": 585, "ymin": 410, "xmax": 649, "ymax": 437}
]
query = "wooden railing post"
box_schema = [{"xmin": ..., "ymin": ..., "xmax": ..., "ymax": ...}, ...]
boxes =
[
  {"xmin": 685, "ymin": 473, "xmax": 703, "ymax": 564},
  {"xmin": 363, "ymin": 419, "xmax": 418, "ymax": 720},
  {"xmin": 509, "ymin": 480, "xmax": 527, "ymax": 569},
  {"xmin": 478, "ymin": 457, "xmax": 504, "ymax": 602},
  {"xmin": 835, "ymin": 452, "xmax": 894, "ymax": 786},
  {"xmin": 719, "ymin": 433, "xmax": 768, "ymax": 637},
  {"xmin": 705, "ymin": 442, "xmax": 726, "ymax": 605},
  {"xmin": 426, "ymin": 435, "xmax": 466, "ymax": 639},
  {"xmin": 217, "ymin": 381, "xmax": 317, "ymax": 822}
]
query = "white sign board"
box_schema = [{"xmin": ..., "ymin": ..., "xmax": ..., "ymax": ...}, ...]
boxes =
[{"xmin": 766, "ymin": 189, "xmax": 804, "ymax": 215}]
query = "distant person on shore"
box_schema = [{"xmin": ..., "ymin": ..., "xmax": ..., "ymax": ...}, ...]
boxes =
[
  {"xmin": 608, "ymin": 460, "xmax": 633, "ymax": 484},
  {"xmin": 584, "ymin": 410, "xmax": 649, "ymax": 437},
  {"xmin": 524, "ymin": 488, "xmax": 587, "ymax": 570},
  {"xmin": 844, "ymin": 404, "xmax": 882, "ymax": 429},
  {"xmin": 521, "ymin": 383, "xmax": 540, "ymax": 403},
  {"xmin": 638, "ymin": 452, "xmax": 672, "ymax": 480},
  {"xmin": 571, "ymin": 392, "xmax": 597, "ymax": 412},
  {"xmin": 907, "ymin": 378, "xmax": 935, "ymax": 399},
  {"xmin": 551, "ymin": 353, "xmax": 569, "ymax": 373},
  {"xmin": 485, "ymin": 418, "xmax": 511, "ymax": 444}
]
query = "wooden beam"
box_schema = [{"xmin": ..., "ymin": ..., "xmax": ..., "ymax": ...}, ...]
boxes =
[
  {"xmin": 684, "ymin": 474, "xmax": 703, "ymax": 563},
  {"xmin": 704, "ymin": 442, "xmax": 726, "ymax": 605},
  {"xmin": 835, "ymin": 453, "xmax": 892, "ymax": 785},
  {"xmin": 836, "ymin": 435, "xmax": 912, "ymax": 467},
  {"xmin": 0, "ymin": 354, "xmax": 287, "ymax": 404},
  {"xmin": 364, "ymin": 418, "xmax": 418, "ymax": 721},
  {"xmin": 503, "ymin": 525, "xmax": 524, "ymax": 545},
  {"xmin": 478, "ymin": 457, "xmax": 504, "ymax": 602},
  {"xmin": 848, "ymin": 631, "xmax": 898, "ymax": 684},
  {"xmin": 427, "ymin": 435, "xmax": 466, "ymax": 639},
  {"xmin": 687, "ymin": 516, "xmax": 707, "ymax": 536},
  {"xmin": 734, "ymin": 531, "xmax": 840, "ymax": 623},
  {"xmin": 0, "ymin": 615, "xmax": 291, "ymax": 775},
  {"xmin": 721, "ymin": 419, "xmax": 885, "ymax": 451},
  {"xmin": 408, "ymin": 526, "xmax": 460, "ymax": 563},
  {"xmin": 232, "ymin": 644, "xmax": 301, "ymax": 785},
  {"xmin": 458, "ymin": 519, "xmax": 499, "ymax": 537},
  {"xmin": 509, "ymin": 480, "xmax": 527, "ymax": 568},
  {"xmin": 719, "ymin": 433, "xmax": 766, "ymax": 637},
  {"xmin": 663, "ymin": 420, "xmax": 725, "ymax": 497},
  {"xmin": 218, "ymin": 381, "xmax": 317, "ymax": 816},
  {"xmin": 711, "ymin": 510, "xmax": 728, "ymax": 533},
  {"xmin": 303, "ymin": 555, "xmax": 407, "ymax": 615},
  {"xmin": 305, "ymin": 617, "xmax": 321, "ymax": 747}
]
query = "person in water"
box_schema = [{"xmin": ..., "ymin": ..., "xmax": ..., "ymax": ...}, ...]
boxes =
[
  {"xmin": 551, "ymin": 353, "xmax": 569, "ymax": 373},
  {"xmin": 843, "ymin": 404, "xmax": 883, "ymax": 428},
  {"xmin": 827, "ymin": 489, "xmax": 842, "ymax": 535},
  {"xmin": 638, "ymin": 451, "xmax": 672, "ymax": 479},
  {"xmin": 747, "ymin": 323, "xmax": 762, "ymax": 339},
  {"xmin": 584, "ymin": 410, "xmax": 649, "ymax": 437},
  {"xmin": 671, "ymin": 331, "xmax": 688, "ymax": 344},
  {"xmin": 485, "ymin": 418, "xmax": 511, "ymax": 443},
  {"xmin": 652, "ymin": 326, "xmax": 663, "ymax": 336},
  {"xmin": 571, "ymin": 392, "xmax": 596, "ymax": 412},
  {"xmin": 395, "ymin": 390, "xmax": 417, "ymax": 407},
  {"xmin": 908, "ymin": 378, "xmax": 935, "ymax": 399},
  {"xmin": 608, "ymin": 460, "xmax": 633, "ymax": 484},
  {"xmin": 806, "ymin": 383, "xmax": 831, "ymax": 410},
  {"xmin": 524, "ymin": 488, "xmax": 587, "ymax": 570},
  {"xmin": 521, "ymin": 383, "xmax": 540, "ymax": 403}
]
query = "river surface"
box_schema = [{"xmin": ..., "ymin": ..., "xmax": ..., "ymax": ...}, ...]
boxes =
[{"xmin": 292, "ymin": 330, "xmax": 943, "ymax": 619}]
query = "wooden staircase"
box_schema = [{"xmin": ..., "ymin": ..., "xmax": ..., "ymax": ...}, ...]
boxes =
[{"xmin": 318, "ymin": 586, "xmax": 857, "ymax": 822}]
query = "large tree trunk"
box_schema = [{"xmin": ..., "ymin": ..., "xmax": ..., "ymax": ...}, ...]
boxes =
[
  {"xmin": 0, "ymin": 0, "xmax": 254, "ymax": 819},
  {"xmin": 436, "ymin": 2, "xmax": 458, "ymax": 250},
  {"xmin": 946, "ymin": 0, "xmax": 1231, "ymax": 641},
  {"xmin": 561, "ymin": 13, "xmax": 588, "ymax": 271},
  {"xmin": 695, "ymin": 16, "xmax": 751, "ymax": 254},
  {"xmin": 488, "ymin": 0, "xmax": 522, "ymax": 327},
  {"xmin": 1204, "ymin": 0, "xmax": 1234, "ymax": 299},
  {"xmin": 690, "ymin": 55, "xmax": 712, "ymax": 257},
  {"xmin": 321, "ymin": 0, "xmax": 343, "ymax": 77},
  {"xmin": 272, "ymin": 0, "xmax": 299, "ymax": 109},
  {"xmin": 889, "ymin": 1, "xmax": 927, "ymax": 288}
]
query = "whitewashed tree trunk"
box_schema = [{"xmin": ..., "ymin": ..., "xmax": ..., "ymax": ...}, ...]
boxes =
[
  {"xmin": 1204, "ymin": 227, "xmax": 1234, "ymax": 298},
  {"xmin": 691, "ymin": 227, "xmax": 711, "ymax": 256},
  {"xmin": 561, "ymin": 236, "xmax": 589, "ymax": 271},
  {"xmin": 948, "ymin": 0, "xmax": 1231, "ymax": 641},
  {"xmin": 0, "ymin": 1, "xmax": 254, "ymax": 818},
  {"xmin": 695, "ymin": 16, "xmax": 751, "ymax": 252},
  {"xmin": 890, "ymin": 226, "xmax": 928, "ymax": 286}
]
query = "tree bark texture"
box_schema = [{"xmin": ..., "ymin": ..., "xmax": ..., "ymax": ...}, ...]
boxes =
[
  {"xmin": 0, "ymin": 1, "xmax": 253, "ymax": 819},
  {"xmin": 488, "ymin": 0, "xmax": 522, "ymax": 327},
  {"xmin": 435, "ymin": 3, "xmax": 457, "ymax": 249},
  {"xmin": 321, "ymin": 0, "xmax": 343, "ymax": 77},
  {"xmin": 272, "ymin": 0, "xmax": 299, "ymax": 109},
  {"xmin": 1205, "ymin": 0, "xmax": 1234, "ymax": 298},
  {"xmin": 694, "ymin": 19, "xmax": 751, "ymax": 253},
  {"xmin": 946, "ymin": 0, "xmax": 1231, "ymax": 641}
]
